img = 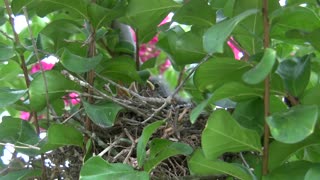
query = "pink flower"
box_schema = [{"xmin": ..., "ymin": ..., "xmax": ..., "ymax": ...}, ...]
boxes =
[
  {"xmin": 20, "ymin": 111, "xmax": 30, "ymax": 121},
  {"xmin": 158, "ymin": 15, "xmax": 172, "ymax": 27},
  {"xmin": 159, "ymin": 59, "xmax": 171, "ymax": 74},
  {"xmin": 30, "ymin": 61, "xmax": 55, "ymax": 74},
  {"xmin": 227, "ymin": 37, "xmax": 243, "ymax": 60},
  {"xmin": 64, "ymin": 92, "xmax": 80, "ymax": 106}
]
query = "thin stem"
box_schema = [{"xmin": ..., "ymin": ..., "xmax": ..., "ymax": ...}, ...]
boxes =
[
  {"xmin": 135, "ymin": 28, "xmax": 140, "ymax": 71},
  {"xmin": 262, "ymin": 0, "xmax": 271, "ymax": 175}
]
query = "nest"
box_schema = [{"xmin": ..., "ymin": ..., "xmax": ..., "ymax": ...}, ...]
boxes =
[{"xmin": 40, "ymin": 74, "xmax": 210, "ymax": 179}]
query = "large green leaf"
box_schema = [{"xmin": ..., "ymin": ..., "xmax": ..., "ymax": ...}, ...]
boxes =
[
  {"xmin": 0, "ymin": 61, "xmax": 22, "ymax": 84},
  {"xmin": 203, "ymin": 9, "xmax": 258, "ymax": 54},
  {"xmin": 270, "ymin": 6, "xmax": 320, "ymax": 40},
  {"xmin": 137, "ymin": 120, "xmax": 165, "ymax": 168},
  {"xmin": 267, "ymin": 105, "xmax": 318, "ymax": 144},
  {"xmin": 100, "ymin": 56, "xmax": 142, "ymax": 83},
  {"xmin": 0, "ymin": 169, "xmax": 42, "ymax": 180},
  {"xmin": 276, "ymin": 54, "xmax": 311, "ymax": 97},
  {"xmin": 211, "ymin": 82, "xmax": 262, "ymax": 102},
  {"xmin": 194, "ymin": 57, "xmax": 251, "ymax": 92},
  {"xmin": 119, "ymin": 0, "xmax": 180, "ymax": 43},
  {"xmin": 304, "ymin": 166, "xmax": 320, "ymax": 180},
  {"xmin": 41, "ymin": 124, "xmax": 83, "ymax": 152},
  {"xmin": 0, "ymin": 44, "xmax": 15, "ymax": 61},
  {"xmin": 242, "ymin": 48, "xmax": 276, "ymax": 84},
  {"xmin": 0, "ymin": 88, "xmax": 27, "ymax": 108},
  {"xmin": 202, "ymin": 110, "xmax": 261, "ymax": 160},
  {"xmin": 172, "ymin": 0, "xmax": 215, "ymax": 27},
  {"xmin": 83, "ymin": 101, "xmax": 123, "ymax": 128},
  {"xmin": 265, "ymin": 161, "xmax": 320, "ymax": 180},
  {"xmin": 188, "ymin": 149, "xmax": 253, "ymax": 180},
  {"xmin": 268, "ymin": 132, "xmax": 320, "ymax": 171},
  {"xmin": 301, "ymin": 85, "xmax": 320, "ymax": 106},
  {"xmin": 157, "ymin": 27, "xmax": 207, "ymax": 66},
  {"xmin": 29, "ymin": 70, "xmax": 79, "ymax": 111},
  {"xmin": 0, "ymin": 117, "xmax": 38, "ymax": 144},
  {"xmin": 80, "ymin": 156, "xmax": 149, "ymax": 180},
  {"xmin": 60, "ymin": 49, "xmax": 103, "ymax": 73},
  {"xmin": 144, "ymin": 138, "xmax": 193, "ymax": 173}
]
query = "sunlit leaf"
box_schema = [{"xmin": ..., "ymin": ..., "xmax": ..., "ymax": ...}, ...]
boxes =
[
  {"xmin": 0, "ymin": 88, "xmax": 27, "ymax": 108},
  {"xmin": 80, "ymin": 156, "xmax": 149, "ymax": 180},
  {"xmin": 137, "ymin": 120, "xmax": 165, "ymax": 168},
  {"xmin": 188, "ymin": 149, "xmax": 253, "ymax": 180},
  {"xmin": 202, "ymin": 110, "xmax": 261, "ymax": 160},
  {"xmin": 267, "ymin": 105, "xmax": 318, "ymax": 144},
  {"xmin": 203, "ymin": 9, "xmax": 258, "ymax": 54},
  {"xmin": 83, "ymin": 101, "xmax": 123, "ymax": 128}
]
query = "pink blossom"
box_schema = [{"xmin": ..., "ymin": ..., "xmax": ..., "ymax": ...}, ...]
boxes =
[
  {"xmin": 159, "ymin": 59, "xmax": 171, "ymax": 74},
  {"xmin": 20, "ymin": 111, "xmax": 30, "ymax": 121},
  {"xmin": 30, "ymin": 61, "xmax": 55, "ymax": 74},
  {"xmin": 64, "ymin": 92, "xmax": 80, "ymax": 106},
  {"xmin": 227, "ymin": 38, "xmax": 243, "ymax": 60}
]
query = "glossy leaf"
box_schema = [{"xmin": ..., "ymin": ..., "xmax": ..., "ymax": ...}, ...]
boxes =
[
  {"xmin": 119, "ymin": 0, "xmax": 180, "ymax": 43},
  {"xmin": 0, "ymin": 44, "xmax": 15, "ymax": 61},
  {"xmin": 267, "ymin": 105, "xmax": 318, "ymax": 144},
  {"xmin": 194, "ymin": 57, "xmax": 251, "ymax": 92},
  {"xmin": 83, "ymin": 101, "xmax": 123, "ymax": 128},
  {"xmin": 211, "ymin": 82, "xmax": 262, "ymax": 102},
  {"xmin": 157, "ymin": 27, "xmax": 207, "ymax": 66},
  {"xmin": 42, "ymin": 124, "xmax": 83, "ymax": 152},
  {"xmin": 0, "ymin": 88, "xmax": 27, "ymax": 108},
  {"xmin": 144, "ymin": 138, "xmax": 193, "ymax": 173},
  {"xmin": 276, "ymin": 54, "xmax": 311, "ymax": 97},
  {"xmin": 137, "ymin": 120, "xmax": 165, "ymax": 168},
  {"xmin": 0, "ymin": 117, "xmax": 37, "ymax": 144},
  {"xmin": 268, "ymin": 132, "xmax": 320, "ymax": 171},
  {"xmin": 242, "ymin": 48, "xmax": 276, "ymax": 84},
  {"xmin": 60, "ymin": 49, "xmax": 103, "ymax": 73},
  {"xmin": 172, "ymin": 0, "xmax": 215, "ymax": 27},
  {"xmin": 202, "ymin": 110, "xmax": 261, "ymax": 160},
  {"xmin": 188, "ymin": 149, "xmax": 253, "ymax": 180},
  {"xmin": 304, "ymin": 166, "xmax": 320, "ymax": 180},
  {"xmin": 29, "ymin": 70, "xmax": 79, "ymax": 111},
  {"xmin": 203, "ymin": 9, "xmax": 258, "ymax": 54},
  {"xmin": 80, "ymin": 156, "xmax": 149, "ymax": 180},
  {"xmin": 265, "ymin": 161, "xmax": 319, "ymax": 180},
  {"xmin": 100, "ymin": 56, "xmax": 142, "ymax": 83}
]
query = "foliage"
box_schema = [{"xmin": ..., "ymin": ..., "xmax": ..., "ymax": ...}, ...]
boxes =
[{"xmin": 1, "ymin": 0, "xmax": 320, "ymax": 179}]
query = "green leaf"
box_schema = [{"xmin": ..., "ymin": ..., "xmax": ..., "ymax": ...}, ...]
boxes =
[
  {"xmin": 83, "ymin": 101, "xmax": 123, "ymax": 128},
  {"xmin": 268, "ymin": 132, "xmax": 320, "ymax": 171},
  {"xmin": 137, "ymin": 120, "xmax": 165, "ymax": 168},
  {"xmin": 265, "ymin": 161, "xmax": 320, "ymax": 180},
  {"xmin": 87, "ymin": 2, "xmax": 126, "ymax": 29},
  {"xmin": 267, "ymin": 105, "xmax": 318, "ymax": 144},
  {"xmin": 301, "ymin": 85, "xmax": 320, "ymax": 106},
  {"xmin": 211, "ymin": 82, "xmax": 262, "ymax": 102},
  {"xmin": 60, "ymin": 49, "xmax": 103, "ymax": 73},
  {"xmin": 172, "ymin": 0, "xmax": 215, "ymax": 27},
  {"xmin": 0, "ymin": 61, "xmax": 22, "ymax": 83},
  {"xmin": 242, "ymin": 48, "xmax": 276, "ymax": 84},
  {"xmin": 232, "ymin": 98, "xmax": 264, "ymax": 135},
  {"xmin": 42, "ymin": 124, "xmax": 83, "ymax": 152},
  {"xmin": 100, "ymin": 56, "xmax": 142, "ymax": 83},
  {"xmin": 188, "ymin": 149, "xmax": 253, "ymax": 180},
  {"xmin": 203, "ymin": 9, "xmax": 258, "ymax": 54},
  {"xmin": 157, "ymin": 27, "xmax": 207, "ymax": 66},
  {"xmin": 276, "ymin": 54, "xmax": 311, "ymax": 97},
  {"xmin": 202, "ymin": 110, "xmax": 261, "ymax": 160},
  {"xmin": 304, "ymin": 166, "xmax": 320, "ymax": 180},
  {"xmin": 0, "ymin": 117, "xmax": 36, "ymax": 143},
  {"xmin": 144, "ymin": 138, "xmax": 193, "ymax": 173},
  {"xmin": 190, "ymin": 97, "xmax": 211, "ymax": 124},
  {"xmin": 0, "ymin": 169, "xmax": 42, "ymax": 180},
  {"xmin": 29, "ymin": 70, "xmax": 79, "ymax": 111},
  {"xmin": 0, "ymin": 44, "xmax": 15, "ymax": 61},
  {"xmin": 80, "ymin": 156, "xmax": 149, "ymax": 180},
  {"xmin": 0, "ymin": 88, "xmax": 27, "ymax": 108},
  {"xmin": 119, "ymin": 0, "xmax": 180, "ymax": 43},
  {"xmin": 194, "ymin": 57, "xmax": 251, "ymax": 92}
]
